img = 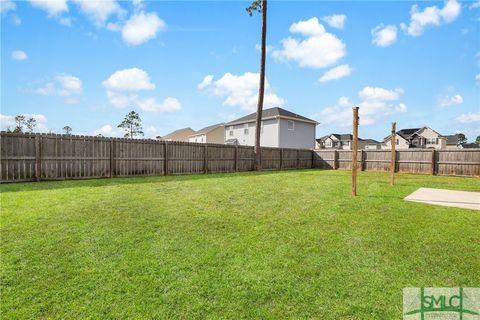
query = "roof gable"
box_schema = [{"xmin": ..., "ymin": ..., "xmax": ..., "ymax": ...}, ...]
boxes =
[
  {"xmin": 227, "ymin": 107, "xmax": 317, "ymax": 125},
  {"xmin": 190, "ymin": 123, "xmax": 224, "ymax": 136},
  {"xmin": 162, "ymin": 127, "xmax": 194, "ymax": 139}
]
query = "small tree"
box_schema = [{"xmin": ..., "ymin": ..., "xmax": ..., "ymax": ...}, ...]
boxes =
[
  {"xmin": 25, "ymin": 118, "xmax": 37, "ymax": 133},
  {"xmin": 63, "ymin": 126, "xmax": 72, "ymax": 135},
  {"xmin": 118, "ymin": 111, "xmax": 144, "ymax": 138},
  {"xmin": 475, "ymin": 136, "xmax": 480, "ymax": 144},
  {"xmin": 457, "ymin": 133, "xmax": 467, "ymax": 144},
  {"xmin": 13, "ymin": 115, "xmax": 26, "ymax": 133},
  {"xmin": 12, "ymin": 115, "xmax": 37, "ymax": 133}
]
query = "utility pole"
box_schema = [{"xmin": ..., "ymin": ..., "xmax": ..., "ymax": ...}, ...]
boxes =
[
  {"xmin": 352, "ymin": 107, "xmax": 359, "ymax": 197},
  {"xmin": 390, "ymin": 122, "xmax": 396, "ymax": 186}
]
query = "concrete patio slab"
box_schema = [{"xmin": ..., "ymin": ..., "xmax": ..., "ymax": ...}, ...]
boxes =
[{"xmin": 405, "ymin": 188, "xmax": 480, "ymax": 210}]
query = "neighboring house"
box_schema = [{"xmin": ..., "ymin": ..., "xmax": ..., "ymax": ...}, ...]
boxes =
[
  {"xmin": 461, "ymin": 143, "xmax": 480, "ymax": 149},
  {"xmin": 382, "ymin": 127, "xmax": 447, "ymax": 150},
  {"xmin": 188, "ymin": 123, "xmax": 225, "ymax": 144},
  {"xmin": 362, "ymin": 139, "xmax": 382, "ymax": 150},
  {"xmin": 161, "ymin": 127, "xmax": 195, "ymax": 142},
  {"xmin": 445, "ymin": 134, "xmax": 461, "ymax": 150},
  {"xmin": 316, "ymin": 134, "xmax": 381, "ymax": 150},
  {"xmin": 225, "ymin": 107, "xmax": 318, "ymax": 149}
]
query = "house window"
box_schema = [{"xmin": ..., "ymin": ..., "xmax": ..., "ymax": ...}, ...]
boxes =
[
  {"xmin": 326, "ymin": 140, "xmax": 331, "ymax": 147},
  {"xmin": 396, "ymin": 138, "xmax": 399, "ymax": 145},
  {"xmin": 201, "ymin": 137, "xmax": 204, "ymax": 142},
  {"xmin": 244, "ymin": 128, "xmax": 249, "ymax": 135},
  {"xmin": 287, "ymin": 120, "xmax": 294, "ymax": 130},
  {"xmin": 229, "ymin": 130, "xmax": 233, "ymax": 137}
]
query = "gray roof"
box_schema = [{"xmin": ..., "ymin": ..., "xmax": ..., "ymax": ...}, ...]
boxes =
[
  {"xmin": 444, "ymin": 134, "xmax": 460, "ymax": 145},
  {"xmin": 319, "ymin": 134, "xmax": 379, "ymax": 143},
  {"xmin": 396, "ymin": 128, "xmax": 421, "ymax": 140},
  {"xmin": 320, "ymin": 133, "xmax": 352, "ymax": 141},
  {"xmin": 227, "ymin": 107, "xmax": 317, "ymax": 125},
  {"xmin": 162, "ymin": 127, "xmax": 193, "ymax": 139},
  {"xmin": 190, "ymin": 123, "xmax": 224, "ymax": 136},
  {"xmin": 361, "ymin": 138, "xmax": 380, "ymax": 144},
  {"xmin": 462, "ymin": 143, "xmax": 480, "ymax": 149}
]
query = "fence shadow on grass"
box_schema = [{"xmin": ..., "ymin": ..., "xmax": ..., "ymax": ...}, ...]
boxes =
[{"xmin": 0, "ymin": 169, "xmax": 317, "ymax": 194}]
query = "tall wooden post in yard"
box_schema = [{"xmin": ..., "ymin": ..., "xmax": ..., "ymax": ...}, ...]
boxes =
[
  {"xmin": 352, "ymin": 107, "xmax": 359, "ymax": 197},
  {"xmin": 390, "ymin": 122, "xmax": 396, "ymax": 185}
]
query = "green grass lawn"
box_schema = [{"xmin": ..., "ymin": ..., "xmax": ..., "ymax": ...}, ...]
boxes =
[{"xmin": 1, "ymin": 170, "xmax": 479, "ymax": 319}]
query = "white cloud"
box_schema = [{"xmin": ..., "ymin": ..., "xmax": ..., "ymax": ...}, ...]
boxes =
[
  {"xmin": 371, "ymin": 24, "xmax": 397, "ymax": 47},
  {"xmin": 12, "ymin": 15, "xmax": 22, "ymax": 25},
  {"xmin": 198, "ymin": 72, "xmax": 285, "ymax": 111},
  {"xmin": 93, "ymin": 124, "xmax": 122, "ymax": 137},
  {"xmin": 312, "ymin": 86, "xmax": 407, "ymax": 127},
  {"xmin": 135, "ymin": 97, "xmax": 181, "ymax": 113},
  {"xmin": 121, "ymin": 11, "xmax": 166, "ymax": 46},
  {"xmin": 59, "ymin": 17, "xmax": 72, "ymax": 26},
  {"xmin": 439, "ymin": 94, "xmax": 463, "ymax": 107},
  {"xmin": 455, "ymin": 112, "xmax": 480, "ymax": 123},
  {"xmin": 322, "ymin": 14, "xmax": 346, "ymax": 30},
  {"xmin": 400, "ymin": 0, "xmax": 461, "ymax": 36},
  {"xmin": 103, "ymin": 68, "xmax": 181, "ymax": 112},
  {"xmin": 0, "ymin": 0, "xmax": 16, "ymax": 13},
  {"xmin": 337, "ymin": 96, "xmax": 352, "ymax": 107},
  {"xmin": 29, "ymin": 0, "xmax": 68, "ymax": 17},
  {"xmin": 271, "ymin": 17, "xmax": 346, "ymax": 69},
  {"xmin": 197, "ymin": 75, "xmax": 213, "ymax": 90},
  {"xmin": 476, "ymin": 73, "xmax": 480, "ymax": 85},
  {"xmin": 470, "ymin": 0, "xmax": 480, "ymax": 9},
  {"xmin": 359, "ymin": 86, "xmax": 404, "ymax": 101},
  {"xmin": 106, "ymin": 22, "xmax": 122, "ymax": 32},
  {"xmin": 103, "ymin": 67, "xmax": 155, "ymax": 91},
  {"xmin": 11, "ymin": 50, "xmax": 28, "ymax": 61},
  {"xmin": 35, "ymin": 74, "xmax": 82, "ymax": 103},
  {"xmin": 319, "ymin": 64, "xmax": 352, "ymax": 83},
  {"xmin": 255, "ymin": 43, "xmax": 275, "ymax": 53},
  {"xmin": 0, "ymin": 113, "xmax": 49, "ymax": 132},
  {"xmin": 73, "ymin": 0, "xmax": 124, "ymax": 26}
]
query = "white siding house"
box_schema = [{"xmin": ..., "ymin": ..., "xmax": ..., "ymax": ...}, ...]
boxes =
[{"xmin": 225, "ymin": 107, "xmax": 318, "ymax": 149}]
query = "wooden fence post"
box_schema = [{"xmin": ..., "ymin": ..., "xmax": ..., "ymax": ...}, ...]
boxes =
[
  {"xmin": 311, "ymin": 149, "xmax": 315, "ymax": 168},
  {"xmin": 234, "ymin": 145, "xmax": 238, "ymax": 172},
  {"xmin": 164, "ymin": 141, "xmax": 169, "ymax": 176},
  {"xmin": 333, "ymin": 150, "xmax": 338, "ymax": 170},
  {"xmin": 431, "ymin": 149, "xmax": 436, "ymax": 175},
  {"xmin": 109, "ymin": 140, "xmax": 115, "ymax": 178},
  {"xmin": 296, "ymin": 149, "xmax": 300, "ymax": 169},
  {"xmin": 361, "ymin": 150, "xmax": 365, "ymax": 171},
  {"xmin": 390, "ymin": 122, "xmax": 396, "ymax": 185},
  {"xmin": 280, "ymin": 148, "xmax": 283, "ymax": 170},
  {"xmin": 35, "ymin": 134, "xmax": 41, "ymax": 181},
  {"xmin": 352, "ymin": 107, "xmax": 359, "ymax": 196},
  {"xmin": 204, "ymin": 144, "xmax": 208, "ymax": 174}
]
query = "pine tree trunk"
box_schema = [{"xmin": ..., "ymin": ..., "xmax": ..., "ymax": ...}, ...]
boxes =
[{"xmin": 254, "ymin": 0, "xmax": 267, "ymax": 171}]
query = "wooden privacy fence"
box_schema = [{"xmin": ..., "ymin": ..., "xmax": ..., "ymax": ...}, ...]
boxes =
[
  {"xmin": 1, "ymin": 132, "xmax": 479, "ymax": 183},
  {"xmin": 0, "ymin": 132, "xmax": 312, "ymax": 183},
  {"xmin": 313, "ymin": 149, "xmax": 480, "ymax": 177}
]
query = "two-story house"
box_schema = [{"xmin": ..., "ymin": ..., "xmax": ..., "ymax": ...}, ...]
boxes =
[
  {"xmin": 382, "ymin": 127, "xmax": 447, "ymax": 149},
  {"xmin": 187, "ymin": 123, "xmax": 225, "ymax": 144},
  {"xmin": 225, "ymin": 107, "xmax": 318, "ymax": 149},
  {"xmin": 316, "ymin": 134, "xmax": 381, "ymax": 150}
]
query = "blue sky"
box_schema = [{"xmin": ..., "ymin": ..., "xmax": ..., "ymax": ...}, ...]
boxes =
[{"xmin": 1, "ymin": 0, "xmax": 479, "ymax": 141}]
